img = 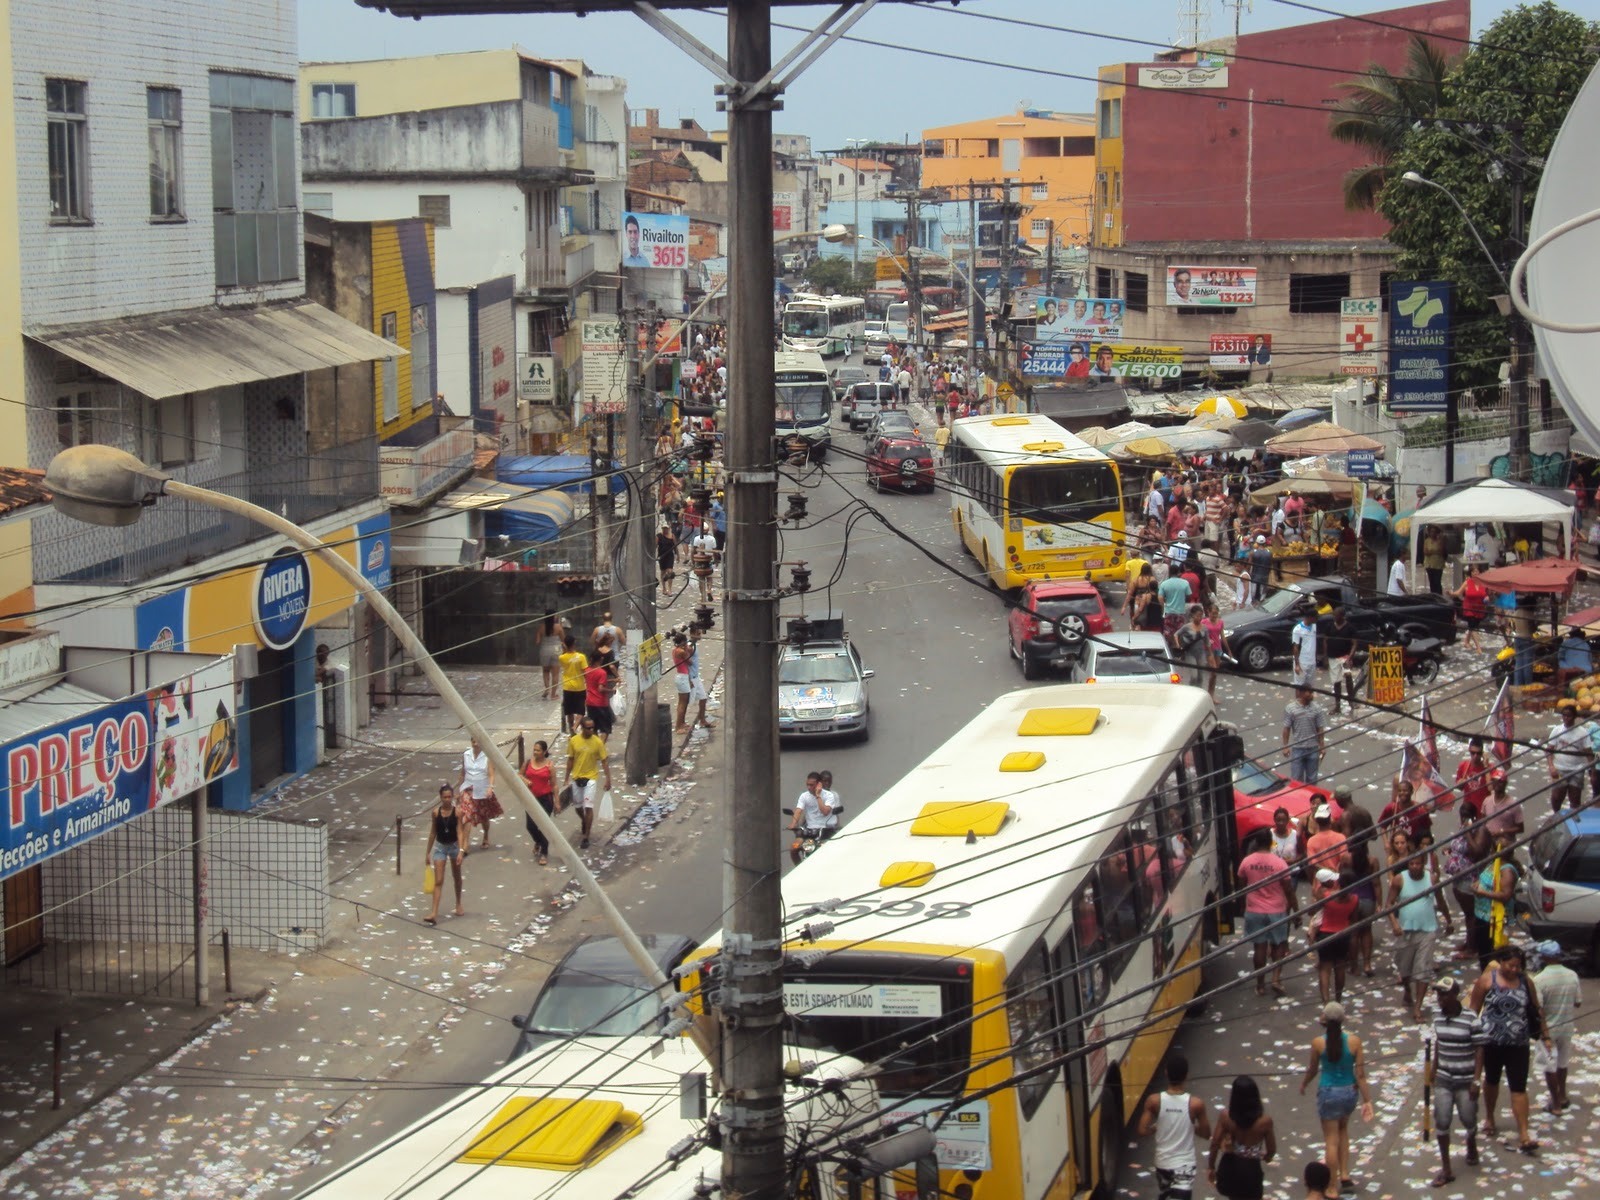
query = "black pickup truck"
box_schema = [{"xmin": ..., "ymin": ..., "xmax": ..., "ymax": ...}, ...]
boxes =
[{"xmin": 1222, "ymin": 574, "xmax": 1457, "ymax": 673}]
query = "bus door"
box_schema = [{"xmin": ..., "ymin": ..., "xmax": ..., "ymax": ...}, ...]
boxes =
[
  {"xmin": 1046, "ymin": 912, "xmax": 1094, "ymax": 1196},
  {"xmin": 1009, "ymin": 941, "xmax": 1069, "ymax": 1198}
]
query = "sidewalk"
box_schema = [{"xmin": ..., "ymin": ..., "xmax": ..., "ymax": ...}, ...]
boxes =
[{"xmin": 0, "ymin": 578, "xmax": 725, "ymax": 1193}]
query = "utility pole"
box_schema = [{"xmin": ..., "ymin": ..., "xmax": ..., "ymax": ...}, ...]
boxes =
[
  {"xmin": 721, "ymin": 3, "xmax": 785, "ymax": 1196},
  {"xmin": 966, "ymin": 183, "xmax": 978, "ymax": 376},
  {"xmin": 1506, "ymin": 122, "xmax": 1532, "ymax": 483},
  {"xmin": 623, "ymin": 305, "xmax": 659, "ymax": 784},
  {"xmin": 1044, "ymin": 218, "xmax": 1055, "ymax": 297},
  {"xmin": 998, "ymin": 178, "xmax": 1015, "ymax": 395},
  {"xmin": 905, "ymin": 188, "xmax": 923, "ymax": 350}
]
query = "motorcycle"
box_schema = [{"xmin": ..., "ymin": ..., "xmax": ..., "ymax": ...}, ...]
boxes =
[
  {"xmin": 1351, "ymin": 624, "xmax": 1445, "ymax": 688},
  {"xmin": 781, "ymin": 805, "xmax": 843, "ymax": 863}
]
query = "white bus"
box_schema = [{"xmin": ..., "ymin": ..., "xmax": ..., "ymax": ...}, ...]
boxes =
[
  {"xmin": 947, "ymin": 413, "xmax": 1127, "ymax": 590},
  {"xmin": 885, "ymin": 299, "xmax": 938, "ymax": 345},
  {"xmin": 686, "ymin": 684, "xmax": 1240, "ymax": 1200},
  {"xmin": 783, "ymin": 293, "xmax": 866, "ymax": 357},
  {"xmin": 775, "ymin": 349, "xmax": 833, "ymax": 462}
]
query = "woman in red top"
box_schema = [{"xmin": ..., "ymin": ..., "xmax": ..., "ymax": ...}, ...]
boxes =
[
  {"xmin": 1454, "ymin": 736, "xmax": 1491, "ymax": 812},
  {"xmin": 1312, "ymin": 867, "xmax": 1360, "ymax": 1005},
  {"xmin": 520, "ymin": 739, "xmax": 556, "ymax": 866},
  {"xmin": 1450, "ymin": 563, "xmax": 1489, "ymax": 653}
]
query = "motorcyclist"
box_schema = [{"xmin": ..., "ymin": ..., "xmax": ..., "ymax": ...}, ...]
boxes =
[{"xmin": 789, "ymin": 772, "xmax": 834, "ymax": 866}]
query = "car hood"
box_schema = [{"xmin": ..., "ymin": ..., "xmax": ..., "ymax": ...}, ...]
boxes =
[
  {"xmin": 779, "ymin": 680, "xmax": 864, "ymax": 709},
  {"xmin": 1223, "ymin": 608, "xmax": 1279, "ymax": 635}
]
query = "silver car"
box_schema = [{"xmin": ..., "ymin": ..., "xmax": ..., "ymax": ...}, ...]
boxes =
[
  {"xmin": 1071, "ymin": 630, "xmax": 1185, "ymax": 685},
  {"xmin": 777, "ymin": 640, "xmax": 873, "ymax": 740}
]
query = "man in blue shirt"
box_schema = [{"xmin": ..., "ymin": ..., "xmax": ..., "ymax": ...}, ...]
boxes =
[{"xmin": 710, "ymin": 494, "xmax": 727, "ymax": 552}]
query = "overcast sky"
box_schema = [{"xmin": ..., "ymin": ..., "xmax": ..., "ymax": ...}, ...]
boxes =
[{"xmin": 299, "ymin": 1, "xmax": 1600, "ymax": 147}]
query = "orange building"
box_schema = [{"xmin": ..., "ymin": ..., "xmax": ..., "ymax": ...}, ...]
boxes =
[{"xmin": 921, "ymin": 110, "xmax": 1096, "ymax": 250}]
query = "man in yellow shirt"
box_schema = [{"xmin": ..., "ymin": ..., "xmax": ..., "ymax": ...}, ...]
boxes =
[
  {"xmin": 933, "ymin": 423, "xmax": 950, "ymax": 464},
  {"xmin": 560, "ymin": 716, "xmax": 612, "ymax": 849},
  {"xmin": 558, "ymin": 636, "xmax": 588, "ymax": 736}
]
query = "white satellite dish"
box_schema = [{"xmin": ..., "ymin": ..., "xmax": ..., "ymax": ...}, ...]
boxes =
[{"xmin": 1523, "ymin": 61, "xmax": 1600, "ymax": 448}]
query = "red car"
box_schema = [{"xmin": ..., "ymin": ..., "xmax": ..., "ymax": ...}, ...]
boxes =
[
  {"xmin": 1232, "ymin": 755, "xmax": 1339, "ymax": 849},
  {"xmin": 1007, "ymin": 580, "xmax": 1112, "ymax": 679},
  {"xmin": 866, "ymin": 436, "xmax": 934, "ymax": 492}
]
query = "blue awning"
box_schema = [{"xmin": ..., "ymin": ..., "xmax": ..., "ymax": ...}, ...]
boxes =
[
  {"xmin": 440, "ymin": 479, "xmax": 577, "ymax": 545},
  {"xmin": 497, "ymin": 454, "xmax": 603, "ymax": 494}
]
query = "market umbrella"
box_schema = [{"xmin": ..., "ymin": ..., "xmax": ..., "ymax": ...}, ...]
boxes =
[
  {"xmin": 1161, "ymin": 427, "xmax": 1237, "ymax": 453},
  {"xmin": 1113, "ymin": 436, "xmax": 1178, "ymax": 460},
  {"xmin": 1265, "ymin": 421, "xmax": 1385, "ymax": 455},
  {"xmin": 1193, "ymin": 395, "xmax": 1248, "ymax": 418},
  {"xmin": 1187, "ymin": 410, "xmax": 1240, "ymax": 430},
  {"xmin": 1076, "ymin": 425, "xmax": 1118, "ymax": 447},
  {"xmin": 1249, "ymin": 468, "xmax": 1360, "ymax": 502},
  {"xmin": 1106, "ymin": 419, "xmax": 1157, "ymax": 441},
  {"xmin": 1229, "ymin": 419, "xmax": 1277, "ymax": 447},
  {"xmin": 1274, "ymin": 407, "xmax": 1326, "ymax": 430},
  {"xmin": 1476, "ymin": 556, "xmax": 1583, "ymax": 594}
]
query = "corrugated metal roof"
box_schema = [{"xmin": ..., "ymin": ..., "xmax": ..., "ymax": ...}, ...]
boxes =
[
  {"xmin": 0, "ymin": 680, "xmax": 117, "ymax": 744},
  {"xmin": 28, "ymin": 302, "xmax": 406, "ymax": 400},
  {"xmin": 438, "ymin": 478, "xmax": 576, "ymax": 526}
]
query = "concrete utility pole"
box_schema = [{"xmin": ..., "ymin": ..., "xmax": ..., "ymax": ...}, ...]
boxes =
[
  {"xmin": 623, "ymin": 306, "xmax": 660, "ymax": 784},
  {"xmin": 721, "ymin": 3, "xmax": 785, "ymax": 1196},
  {"xmin": 905, "ymin": 189, "xmax": 923, "ymax": 349},
  {"xmin": 967, "ymin": 184, "xmax": 979, "ymax": 375},
  {"xmin": 1506, "ymin": 124, "xmax": 1532, "ymax": 483},
  {"xmin": 998, "ymin": 178, "xmax": 1016, "ymax": 394}
]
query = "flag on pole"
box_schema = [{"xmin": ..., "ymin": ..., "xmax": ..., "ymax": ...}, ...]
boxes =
[
  {"xmin": 1400, "ymin": 739, "xmax": 1450, "ymax": 812},
  {"xmin": 1416, "ymin": 694, "xmax": 1452, "ymax": 809},
  {"xmin": 1486, "ymin": 679, "xmax": 1514, "ymax": 766}
]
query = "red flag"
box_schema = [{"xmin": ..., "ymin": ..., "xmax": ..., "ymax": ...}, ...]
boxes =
[
  {"xmin": 1416, "ymin": 695, "xmax": 1452, "ymax": 809},
  {"xmin": 1486, "ymin": 680, "xmax": 1514, "ymax": 767}
]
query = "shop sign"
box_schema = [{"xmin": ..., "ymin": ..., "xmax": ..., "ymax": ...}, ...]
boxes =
[
  {"xmin": 518, "ymin": 355, "xmax": 556, "ymax": 403},
  {"xmin": 1388, "ymin": 281, "xmax": 1450, "ymax": 412},
  {"xmin": 255, "ymin": 549, "xmax": 312, "ymax": 651},
  {"xmin": 1340, "ymin": 297, "xmax": 1382, "ymax": 376}
]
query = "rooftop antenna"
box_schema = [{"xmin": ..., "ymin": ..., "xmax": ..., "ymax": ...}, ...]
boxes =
[
  {"xmin": 1177, "ymin": 0, "xmax": 1209, "ymax": 47},
  {"xmin": 1220, "ymin": 0, "xmax": 1252, "ymax": 40}
]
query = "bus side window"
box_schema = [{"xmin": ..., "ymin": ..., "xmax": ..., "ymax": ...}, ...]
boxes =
[
  {"xmin": 1006, "ymin": 943, "xmax": 1061, "ymax": 1119},
  {"xmin": 1071, "ymin": 881, "xmax": 1110, "ymax": 1009},
  {"xmin": 1156, "ymin": 771, "xmax": 1195, "ymax": 889},
  {"xmin": 1096, "ymin": 831, "xmax": 1142, "ymax": 972},
  {"xmin": 1128, "ymin": 802, "xmax": 1165, "ymax": 915}
]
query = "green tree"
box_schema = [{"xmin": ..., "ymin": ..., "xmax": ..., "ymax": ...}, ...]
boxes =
[
  {"xmin": 1328, "ymin": 34, "xmax": 1457, "ymax": 212},
  {"xmin": 1378, "ymin": 2, "xmax": 1599, "ymax": 391},
  {"xmin": 802, "ymin": 256, "xmax": 877, "ymax": 295}
]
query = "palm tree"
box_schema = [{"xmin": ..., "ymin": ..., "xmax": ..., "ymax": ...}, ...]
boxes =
[{"xmin": 1328, "ymin": 34, "xmax": 1456, "ymax": 211}]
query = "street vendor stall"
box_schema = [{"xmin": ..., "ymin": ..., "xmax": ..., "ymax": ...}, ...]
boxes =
[
  {"xmin": 1250, "ymin": 468, "xmax": 1357, "ymax": 579},
  {"xmin": 1406, "ymin": 478, "xmax": 1576, "ymax": 591},
  {"xmin": 1475, "ymin": 555, "xmax": 1586, "ymax": 711}
]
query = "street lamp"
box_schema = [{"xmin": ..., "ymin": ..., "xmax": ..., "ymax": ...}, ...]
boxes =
[
  {"xmin": 843, "ymin": 138, "xmax": 868, "ymax": 275},
  {"xmin": 42, "ymin": 443, "xmax": 705, "ymax": 1054},
  {"xmin": 1399, "ymin": 170, "xmax": 1531, "ymax": 482}
]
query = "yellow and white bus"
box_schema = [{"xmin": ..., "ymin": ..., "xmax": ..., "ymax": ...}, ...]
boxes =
[
  {"xmin": 947, "ymin": 414, "xmax": 1126, "ymax": 590},
  {"xmin": 692, "ymin": 684, "xmax": 1239, "ymax": 1200}
]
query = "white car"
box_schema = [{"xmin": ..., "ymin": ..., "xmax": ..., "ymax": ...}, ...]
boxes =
[
  {"xmin": 1524, "ymin": 808, "xmax": 1600, "ymax": 972},
  {"xmin": 863, "ymin": 320, "xmax": 890, "ymax": 347},
  {"xmin": 1071, "ymin": 630, "xmax": 1185, "ymax": 685}
]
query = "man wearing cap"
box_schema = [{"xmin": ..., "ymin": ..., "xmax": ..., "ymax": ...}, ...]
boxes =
[
  {"xmin": 1428, "ymin": 976, "xmax": 1483, "ymax": 1186},
  {"xmin": 1282, "ymin": 684, "xmax": 1328, "ymax": 784},
  {"xmin": 1248, "ymin": 534, "xmax": 1274, "ymax": 606},
  {"xmin": 1531, "ymin": 941, "xmax": 1579, "ymax": 1113},
  {"xmin": 1305, "ymin": 804, "xmax": 1349, "ymax": 875}
]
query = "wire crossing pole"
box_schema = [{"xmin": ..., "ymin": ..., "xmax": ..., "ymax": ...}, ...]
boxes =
[{"xmin": 722, "ymin": 2, "xmax": 785, "ymax": 1196}]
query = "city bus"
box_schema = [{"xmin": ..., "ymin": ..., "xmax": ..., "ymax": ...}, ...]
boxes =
[
  {"xmin": 774, "ymin": 348, "xmax": 833, "ymax": 462},
  {"xmin": 947, "ymin": 413, "xmax": 1126, "ymax": 589},
  {"xmin": 885, "ymin": 299, "xmax": 939, "ymax": 345},
  {"xmin": 782, "ymin": 293, "xmax": 865, "ymax": 357},
  {"xmin": 864, "ymin": 286, "xmax": 904, "ymax": 320},
  {"xmin": 688, "ymin": 684, "xmax": 1239, "ymax": 1200}
]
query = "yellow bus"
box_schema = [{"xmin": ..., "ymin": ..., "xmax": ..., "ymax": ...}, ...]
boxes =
[
  {"xmin": 691, "ymin": 683, "xmax": 1240, "ymax": 1200},
  {"xmin": 947, "ymin": 414, "xmax": 1125, "ymax": 590}
]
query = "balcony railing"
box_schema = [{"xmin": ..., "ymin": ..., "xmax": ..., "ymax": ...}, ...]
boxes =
[
  {"xmin": 35, "ymin": 438, "xmax": 380, "ymax": 586},
  {"xmin": 526, "ymin": 228, "xmax": 564, "ymax": 289},
  {"xmin": 380, "ymin": 423, "xmax": 475, "ymax": 505}
]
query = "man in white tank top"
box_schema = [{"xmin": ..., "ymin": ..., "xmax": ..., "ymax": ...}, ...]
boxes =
[{"xmin": 1137, "ymin": 1053, "xmax": 1211, "ymax": 1199}]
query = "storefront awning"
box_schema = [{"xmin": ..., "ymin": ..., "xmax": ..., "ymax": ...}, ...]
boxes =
[
  {"xmin": 28, "ymin": 302, "xmax": 406, "ymax": 400},
  {"xmin": 0, "ymin": 680, "xmax": 114, "ymax": 743}
]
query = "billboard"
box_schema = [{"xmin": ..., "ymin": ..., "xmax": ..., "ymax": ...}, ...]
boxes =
[
  {"xmin": 622, "ymin": 212, "xmax": 690, "ymax": 270},
  {"xmin": 1, "ymin": 658, "xmax": 240, "ymax": 882},
  {"xmin": 1388, "ymin": 281, "xmax": 1450, "ymax": 412},
  {"xmin": 1166, "ymin": 266, "xmax": 1256, "ymax": 307},
  {"xmin": 518, "ymin": 355, "xmax": 556, "ymax": 403},
  {"xmin": 772, "ymin": 191, "xmax": 794, "ymax": 232},
  {"xmin": 1035, "ymin": 296, "xmax": 1123, "ymax": 344},
  {"xmin": 581, "ymin": 319, "xmax": 628, "ymax": 415},
  {"xmin": 1208, "ymin": 334, "xmax": 1272, "ymax": 368},
  {"xmin": 1022, "ymin": 341, "xmax": 1182, "ymax": 380},
  {"xmin": 1340, "ymin": 297, "xmax": 1383, "ymax": 376}
]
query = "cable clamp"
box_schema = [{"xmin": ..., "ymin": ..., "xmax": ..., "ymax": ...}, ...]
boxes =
[
  {"xmin": 724, "ymin": 588, "xmax": 783, "ymax": 601},
  {"xmin": 728, "ymin": 470, "xmax": 778, "ymax": 483}
]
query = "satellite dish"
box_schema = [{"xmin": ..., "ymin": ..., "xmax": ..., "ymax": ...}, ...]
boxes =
[{"xmin": 1524, "ymin": 61, "xmax": 1600, "ymax": 448}]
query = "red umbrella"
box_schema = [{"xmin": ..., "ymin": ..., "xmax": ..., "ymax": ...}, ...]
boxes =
[{"xmin": 1475, "ymin": 556, "xmax": 1583, "ymax": 594}]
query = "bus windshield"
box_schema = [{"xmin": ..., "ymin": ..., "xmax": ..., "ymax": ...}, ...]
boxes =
[
  {"xmin": 776, "ymin": 382, "xmax": 831, "ymax": 423},
  {"xmin": 783, "ymin": 308, "xmax": 827, "ymax": 338},
  {"xmin": 1007, "ymin": 463, "xmax": 1121, "ymax": 524}
]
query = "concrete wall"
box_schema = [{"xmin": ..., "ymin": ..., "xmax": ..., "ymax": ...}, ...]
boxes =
[
  {"xmin": 301, "ymin": 49, "xmax": 523, "ymax": 118},
  {"xmin": 11, "ymin": 0, "xmax": 303, "ymax": 325},
  {"xmin": 302, "ymin": 100, "xmax": 558, "ymax": 180}
]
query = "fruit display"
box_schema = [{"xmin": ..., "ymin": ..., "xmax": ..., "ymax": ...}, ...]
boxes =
[
  {"xmin": 1270, "ymin": 539, "xmax": 1342, "ymax": 559},
  {"xmin": 1566, "ymin": 672, "xmax": 1600, "ymax": 714}
]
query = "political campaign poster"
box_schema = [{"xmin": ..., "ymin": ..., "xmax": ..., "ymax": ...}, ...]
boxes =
[
  {"xmin": 1034, "ymin": 296, "xmax": 1123, "ymax": 344},
  {"xmin": 1209, "ymin": 334, "xmax": 1272, "ymax": 368},
  {"xmin": 1388, "ymin": 281, "xmax": 1450, "ymax": 412},
  {"xmin": 1166, "ymin": 266, "xmax": 1257, "ymax": 307},
  {"xmin": 621, "ymin": 212, "xmax": 690, "ymax": 270},
  {"xmin": 1022, "ymin": 341, "xmax": 1182, "ymax": 381}
]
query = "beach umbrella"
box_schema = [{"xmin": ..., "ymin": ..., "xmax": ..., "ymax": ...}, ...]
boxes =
[
  {"xmin": 1250, "ymin": 467, "xmax": 1360, "ymax": 502},
  {"xmin": 1265, "ymin": 421, "xmax": 1384, "ymax": 455},
  {"xmin": 1229, "ymin": 419, "xmax": 1277, "ymax": 446},
  {"xmin": 1114, "ymin": 436, "xmax": 1178, "ymax": 460},
  {"xmin": 1274, "ymin": 407, "xmax": 1326, "ymax": 430},
  {"xmin": 1187, "ymin": 410, "xmax": 1240, "ymax": 430},
  {"xmin": 1193, "ymin": 395, "xmax": 1248, "ymax": 418},
  {"xmin": 1076, "ymin": 425, "xmax": 1118, "ymax": 447},
  {"xmin": 1161, "ymin": 427, "xmax": 1237, "ymax": 453},
  {"xmin": 1106, "ymin": 419, "xmax": 1157, "ymax": 441}
]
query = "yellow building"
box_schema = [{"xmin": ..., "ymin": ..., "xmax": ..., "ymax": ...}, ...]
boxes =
[
  {"xmin": 299, "ymin": 48, "xmax": 565, "ymax": 116},
  {"xmin": 921, "ymin": 110, "xmax": 1096, "ymax": 250},
  {"xmin": 1093, "ymin": 68, "xmax": 1127, "ymax": 248},
  {"xmin": 0, "ymin": 9, "xmax": 33, "ymax": 622}
]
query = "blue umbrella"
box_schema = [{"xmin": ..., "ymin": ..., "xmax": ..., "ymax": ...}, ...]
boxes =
[{"xmin": 1274, "ymin": 407, "xmax": 1325, "ymax": 430}]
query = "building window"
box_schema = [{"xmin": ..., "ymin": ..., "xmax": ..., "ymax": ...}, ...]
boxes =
[
  {"xmin": 1378, "ymin": 271, "xmax": 1398, "ymax": 313},
  {"xmin": 1030, "ymin": 218, "xmax": 1050, "ymax": 239},
  {"xmin": 310, "ymin": 82, "xmax": 355, "ymax": 118},
  {"xmin": 1098, "ymin": 97, "xmax": 1121, "ymax": 139},
  {"xmin": 1095, "ymin": 266, "xmax": 1114, "ymax": 297},
  {"xmin": 148, "ymin": 87, "xmax": 182, "ymax": 219},
  {"xmin": 56, "ymin": 392, "xmax": 93, "ymax": 449},
  {"xmin": 1175, "ymin": 306, "xmax": 1238, "ymax": 316},
  {"xmin": 1126, "ymin": 271, "xmax": 1149, "ymax": 313},
  {"xmin": 46, "ymin": 79, "xmax": 89, "ymax": 222},
  {"xmin": 1290, "ymin": 272, "xmax": 1351, "ymax": 314},
  {"xmin": 145, "ymin": 394, "xmax": 195, "ymax": 468},
  {"xmin": 1113, "ymin": 172, "xmax": 1122, "ymax": 204},
  {"xmin": 1030, "ymin": 183, "xmax": 1049, "ymax": 201},
  {"xmin": 210, "ymin": 71, "xmax": 299, "ymax": 288},
  {"xmin": 380, "ymin": 312, "xmax": 399, "ymax": 423},
  {"xmin": 419, "ymin": 194, "xmax": 451, "ymax": 228}
]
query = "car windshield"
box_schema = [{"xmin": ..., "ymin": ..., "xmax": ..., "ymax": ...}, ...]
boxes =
[
  {"xmin": 1093, "ymin": 650, "xmax": 1170, "ymax": 677},
  {"xmin": 784, "ymin": 309, "xmax": 827, "ymax": 337},
  {"xmin": 881, "ymin": 443, "xmax": 928, "ymax": 461},
  {"xmin": 1034, "ymin": 596, "xmax": 1101, "ymax": 621},
  {"xmin": 877, "ymin": 415, "xmax": 915, "ymax": 434},
  {"xmin": 776, "ymin": 382, "xmax": 830, "ymax": 422},
  {"xmin": 1258, "ymin": 585, "xmax": 1314, "ymax": 616},
  {"xmin": 530, "ymin": 976, "xmax": 657, "ymax": 1037},
  {"xmin": 1530, "ymin": 822, "xmax": 1573, "ymax": 876},
  {"xmin": 1007, "ymin": 463, "xmax": 1121, "ymax": 524},
  {"xmin": 779, "ymin": 648, "xmax": 858, "ymax": 685},
  {"xmin": 1232, "ymin": 758, "xmax": 1282, "ymax": 797}
]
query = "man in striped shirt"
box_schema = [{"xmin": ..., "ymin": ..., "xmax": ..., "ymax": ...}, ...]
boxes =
[
  {"xmin": 1203, "ymin": 488, "xmax": 1226, "ymax": 548},
  {"xmin": 1429, "ymin": 976, "xmax": 1485, "ymax": 1186}
]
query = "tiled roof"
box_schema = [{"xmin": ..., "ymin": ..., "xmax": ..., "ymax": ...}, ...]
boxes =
[{"xmin": 0, "ymin": 467, "xmax": 49, "ymax": 518}]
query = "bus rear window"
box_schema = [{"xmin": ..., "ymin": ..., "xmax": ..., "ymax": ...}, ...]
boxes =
[
  {"xmin": 776, "ymin": 382, "xmax": 830, "ymax": 422},
  {"xmin": 782, "ymin": 960, "xmax": 975, "ymax": 1098},
  {"xmin": 1008, "ymin": 463, "xmax": 1120, "ymax": 524}
]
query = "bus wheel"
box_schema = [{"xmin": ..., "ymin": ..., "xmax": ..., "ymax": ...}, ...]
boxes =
[{"xmin": 1093, "ymin": 1070, "xmax": 1124, "ymax": 1200}]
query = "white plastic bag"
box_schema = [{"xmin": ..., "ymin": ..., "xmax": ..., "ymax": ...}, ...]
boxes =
[
  {"xmin": 610, "ymin": 688, "xmax": 627, "ymax": 718},
  {"xmin": 599, "ymin": 789, "xmax": 615, "ymax": 821}
]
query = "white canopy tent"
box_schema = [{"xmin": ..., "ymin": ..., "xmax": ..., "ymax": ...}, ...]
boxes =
[{"xmin": 1407, "ymin": 477, "xmax": 1576, "ymax": 582}]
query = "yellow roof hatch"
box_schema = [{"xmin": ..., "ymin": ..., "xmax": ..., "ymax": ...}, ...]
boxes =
[
  {"xmin": 1020, "ymin": 441, "xmax": 1064, "ymax": 453},
  {"xmin": 1000, "ymin": 750, "xmax": 1046, "ymax": 772},
  {"xmin": 459, "ymin": 1096, "xmax": 644, "ymax": 1171},
  {"xmin": 880, "ymin": 860, "xmax": 937, "ymax": 888},
  {"xmin": 1017, "ymin": 707, "xmax": 1101, "ymax": 737},
  {"xmin": 990, "ymin": 415, "xmax": 1029, "ymax": 426},
  {"xmin": 910, "ymin": 801, "xmax": 1009, "ymax": 838}
]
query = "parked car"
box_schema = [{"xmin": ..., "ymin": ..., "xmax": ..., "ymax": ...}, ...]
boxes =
[
  {"xmin": 1071, "ymin": 630, "xmax": 1183, "ymax": 685},
  {"xmin": 1222, "ymin": 575, "xmax": 1458, "ymax": 674},
  {"xmin": 866, "ymin": 436, "xmax": 934, "ymax": 493},
  {"xmin": 831, "ymin": 364, "xmax": 869, "ymax": 405},
  {"xmin": 864, "ymin": 409, "xmax": 917, "ymax": 444},
  {"xmin": 1007, "ymin": 580, "xmax": 1112, "ymax": 679},
  {"xmin": 846, "ymin": 381, "xmax": 898, "ymax": 431},
  {"xmin": 508, "ymin": 933, "xmax": 698, "ymax": 1059},
  {"xmin": 863, "ymin": 320, "xmax": 890, "ymax": 347},
  {"xmin": 777, "ymin": 637, "xmax": 873, "ymax": 740},
  {"xmin": 1524, "ymin": 807, "xmax": 1600, "ymax": 973},
  {"xmin": 1232, "ymin": 756, "xmax": 1336, "ymax": 849}
]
